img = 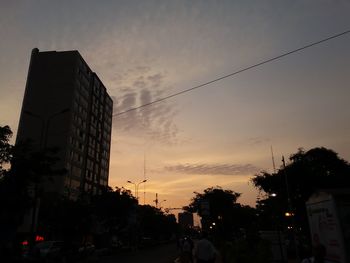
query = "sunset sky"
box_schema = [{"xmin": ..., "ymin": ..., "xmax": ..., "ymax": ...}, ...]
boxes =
[{"xmin": 1, "ymin": 1, "xmax": 350, "ymax": 214}]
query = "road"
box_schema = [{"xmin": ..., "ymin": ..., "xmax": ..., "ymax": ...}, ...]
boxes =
[{"xmin": 98, "ymin": 242, "xmax": 180, "ymax": 263}]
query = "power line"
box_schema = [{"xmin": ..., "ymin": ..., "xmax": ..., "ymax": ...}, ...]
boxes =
[{"xmin": 113, "ymin": 29, "xmax": 350, "ymax": 117}]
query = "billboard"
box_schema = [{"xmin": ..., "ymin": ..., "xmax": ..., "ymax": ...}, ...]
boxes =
[{"xmin": 306, "ymin": 191, "xmax": 349, "ymax": 263}]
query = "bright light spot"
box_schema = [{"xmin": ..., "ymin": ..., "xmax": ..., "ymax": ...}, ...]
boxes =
[
  {"xmin": 35, "ymin": 235, "xmax": 44, "ymax": 242},
  {"xmin": 22, "ymin": 240, "xmax": 28, "ymax": 246}
]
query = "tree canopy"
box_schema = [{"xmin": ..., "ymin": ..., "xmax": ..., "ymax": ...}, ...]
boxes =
[
  {"xmin": 252, "ymin": 147, "xmax": 350, "ymax": 232},
  {"xmin": 0, "ymin": 125, "xmax": 67, "ymax": 249},
  {"xmin": 0, "ymin": 125, "xmax": 13, "ymax": 178},
  {"xmin": 185, "ymin": 187, "xmax": 256, "ymax": 241},
  {"xmin": 185, "ymin": 186, "xmax": 241, "ymax": 218},
  {"xmin": 0, "ymin": 125, "xmax": 179, "ymax": 255}
]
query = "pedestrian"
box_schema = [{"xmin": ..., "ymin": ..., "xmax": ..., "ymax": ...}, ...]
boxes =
[
  {"xmin": 194, "ymin": 232, "xmax": 216, "ymax": 263},
  {"xmin": 301, "ymin": 244, "xmax": 326, "ymax": 263},
  {"xmin": 181, "ymin": 236, "xmax": 194, "ymax": 263}
]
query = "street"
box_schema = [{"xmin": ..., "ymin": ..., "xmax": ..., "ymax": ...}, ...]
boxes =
[{"xmin": 98, "ymin": 242, "xmax": 180, "ymax": 263}]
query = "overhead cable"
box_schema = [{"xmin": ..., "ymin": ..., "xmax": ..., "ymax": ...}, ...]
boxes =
[{"xmin": 113, "ymin": 29, "xmax": 350, "ymax": 117}]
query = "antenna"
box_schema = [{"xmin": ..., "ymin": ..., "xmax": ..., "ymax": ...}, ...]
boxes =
[
  {"xmin": 143, "ymin": 152, "xmax": 146, "ymax": 205},
  {"xmin": 271, "ymin": 146, "xmax": 276, "ymax": 173},
  {"xmin": 154, "ymin": 193, "xmax": 158, "ymax": 208}
]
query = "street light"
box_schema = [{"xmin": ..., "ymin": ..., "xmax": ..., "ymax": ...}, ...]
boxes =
[
  {"xmin": 136, "ymin": 179, "xmax": 147, "ymax": 200},
  {"xmin": 127, "ymin": 179, "xmax": 147, "ymax": 201},
  {"xmin": 268, "ymin": 192, "xmax": 286, "ymax": 262},
  {"xmin": 24, "ymin": 108, "xmax": 70, "ymax": 149},
  {"xmin": 127, "ymin": 180, "xmax": 137, "ymax": 198},
  {"xmin": 285, "ymin": 212, "xmax": 294, "ymax": 217},
  {"xmin": 282, "ymin": 156, "xmax": 299, "ymax": 260}
]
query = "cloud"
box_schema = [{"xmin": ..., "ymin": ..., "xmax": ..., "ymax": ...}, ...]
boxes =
[
  {"xmin": 164, "ymin": 163, "xmax": 259, "ymax": 176},
  {"xmin": 112, "ymin": 68, "xmax": 179, "ymax": 145},
  {"xmin": 248, "ymin": 137, "xmax": 270, "ymax": 145},
  {"xmin": 120, "ymin": 92, "xmax": 137, "ymax": 109}
]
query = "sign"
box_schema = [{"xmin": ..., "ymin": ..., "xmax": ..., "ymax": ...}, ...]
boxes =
[{"xmin": 306, "ymin": 191, "xmax": 348, "ymax": 263}]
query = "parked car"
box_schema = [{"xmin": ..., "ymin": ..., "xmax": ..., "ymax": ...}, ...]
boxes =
[
  {"xmin": 23, "ymin": 241, "xmax": 66, "ymax": 262},
  {"xmin": 36, "ymin": 241, "xmax": 64, "ymax": 258}
]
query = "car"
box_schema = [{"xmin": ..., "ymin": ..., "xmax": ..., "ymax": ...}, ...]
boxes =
[
  {"xmin": 36, "ymin": 241, "xmax": 64, "ymax": 257},
  {"xmin": 26, "ymin": 241, "xmax": 66, "ymax": 262}
]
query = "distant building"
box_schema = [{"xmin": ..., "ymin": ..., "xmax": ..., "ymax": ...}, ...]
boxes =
[
  {"xmin": 16, "ymin": 48, "xmax": 113, "ymax": 199},
  {"xmin": 178, "ymin": 212, "xmax": 194, "ymax": 228}
]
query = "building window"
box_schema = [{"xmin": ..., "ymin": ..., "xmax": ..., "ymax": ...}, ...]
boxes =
[
  {"xmin": 79, "ymin": 130, "xmax": 85, "ymax": 139},
  {"xmin": 71, "ymin": 166, "xmax": 81, "ymax": 177},
  {"xmin": 71, "ymin": 179, "xmax": 80, "ymax": 189}
]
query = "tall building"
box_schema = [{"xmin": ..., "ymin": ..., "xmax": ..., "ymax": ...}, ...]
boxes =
[
  {"xmin": 16, "ymin": 48, "xmax": 113, "ymax": 199},
  {"xmin": 178, "ymin": 212, "xmax": 194, "ymax": 228}
]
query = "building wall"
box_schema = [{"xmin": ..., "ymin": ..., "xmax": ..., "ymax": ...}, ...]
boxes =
[
  {"xmin": 178, "ymin": 212, "xmax": 194, "ymax": 228},
  {"xmin": 16, "ymin": 48, "xmax": 113, "ymax": 199}
]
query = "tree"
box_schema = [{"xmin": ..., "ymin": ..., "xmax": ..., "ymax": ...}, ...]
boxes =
[
  {"xmin": 185, "ymin": 186, "xmax": 240, "ymax": 218},
  {"xmin": 137, "ymin": 205, "xmax": 177, "ymax": 243},
  {"xmin": 0, "ymin": 125, "xmax": 66, "ymax": 253},
  {"xmin": 185, "ymin": 187, "xmax": 256, "ymax": 241},
  {"xmin": 252, "ymin": 147, "xmax": 350, "ymax": 233},
  {"xmin": 0, "ymin": 125, "xmax": 13, "ymax": 179},
  {"xmin": 91, "ymin": 186, "xmax": 138, "ymax": 236},
  {"xmin": 37, "ymin": 186, "xmax": 139, "ymax": 248}
]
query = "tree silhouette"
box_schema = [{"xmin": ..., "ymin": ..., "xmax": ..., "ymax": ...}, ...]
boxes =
[
  {"xmin": 185, "ymin": 186, "xmax": 240, "ymax": 218},
  {"xmin": 0, "ymin": 125, "xmax": 66, "ymax": 255},
  {"xmin": 185, "ymin": 187, "xmax": 256, "ymax": 241},
  {"xmin": 252, "ymin": 147, "xmax": 350, "ymax": 233},
  {"xmin": 0, "ymin": 125, "xmax": 12, "ymax": 179},
  {"xmin": 137, "ymin": 205, "xmax": 177, "ymax": 243}
]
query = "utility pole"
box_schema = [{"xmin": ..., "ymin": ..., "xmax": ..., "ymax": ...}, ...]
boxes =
[
  {"xmin": 271, "ymin": 146, "xmax": 276, "ymax": 173},
  {"xmin": 143, "ymin": 153, "xmax": 146, "ymax": 205},
  {"xmin": 282, "ymin": 156, "xmax": 291, "ymax": 210},
  {"xmin": 282, "ymin": 156, "xmax": 299, "ymax": 261},
  {"xmin": 154, "ymin": 193, "xmax": 158, "ymax": 208}
]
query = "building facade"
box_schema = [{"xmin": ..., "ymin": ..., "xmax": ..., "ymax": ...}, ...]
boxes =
[
  {"xmin": 16, "ymin": 48, "xmax": 113, "ymax": 199},
  {"xmin": 178, "ymin": 212, "xmax": 194, "ymax": 228}
]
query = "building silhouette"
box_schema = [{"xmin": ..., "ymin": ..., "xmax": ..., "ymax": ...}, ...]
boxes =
[
  {"xmin": 178, "ymin": 212, "xmax": 194, "ymax": 228},
  {"xmin": 16, "ymin": 48, "xmax": 113, "ymax": 199}
]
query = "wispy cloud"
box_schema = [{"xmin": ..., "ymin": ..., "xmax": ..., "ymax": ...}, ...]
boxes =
[
  {"xmin": 164, "ymin": 163, "xmax": 259, "ymax": 176},
  {"xmin": 112, "ymin": 68, "xmax": 179, "ymax": 145},
  {"xmin": 248, "ymin": 137, "xmax": 270, "ymax": 145}
]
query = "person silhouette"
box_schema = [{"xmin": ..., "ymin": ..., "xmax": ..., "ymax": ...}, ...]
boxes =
[
  {"xmin": 181, "ymin": 236, "xmax": 194, "ymax": 263},
  {"xmin": 194, "ymin": 232, "xmax": 216, "ymax": 263},
  {"xmin": 301, "ymin": 244, "xmax": 326, "ymax": 263}
]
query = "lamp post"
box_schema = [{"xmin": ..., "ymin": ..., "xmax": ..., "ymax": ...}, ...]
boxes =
[
  {"xmin": 24, "ymin": 108, "xmax": 70, "ymax": 148},
  {"xmin": 136, "ymin": 180, "xmax": 147, "ymax": 200},
  {"xmin": 24, "ymin": 108, "xmax": 70, "ymax": 248},
  {"xmin": 269, "ymin": 193, "xmax": 286, "ymax": 263},
  {"xmin": 127, "ymin": 179, "xmax": 147, "ymax": 201},
  {"xmin": 127, "ymin": 181, "xmax": 137, "ymax": 198},
  {"xmin": 282, "ymin": 156, "xmax": 299, "ymax": 261}
]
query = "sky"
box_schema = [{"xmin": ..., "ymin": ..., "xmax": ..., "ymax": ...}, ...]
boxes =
[{"xmin": 1, "ymin": 0, "xmax": 350, "ymax": 215}]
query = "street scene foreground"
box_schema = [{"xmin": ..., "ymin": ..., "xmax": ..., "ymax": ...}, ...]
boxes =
[
  {"xmin": 97, "ymin": 242, "xmax": 179, "ymax": 263},
  {"xmin": 1, "ymin": 126, "xmax": 350, "ymax": 263}
]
